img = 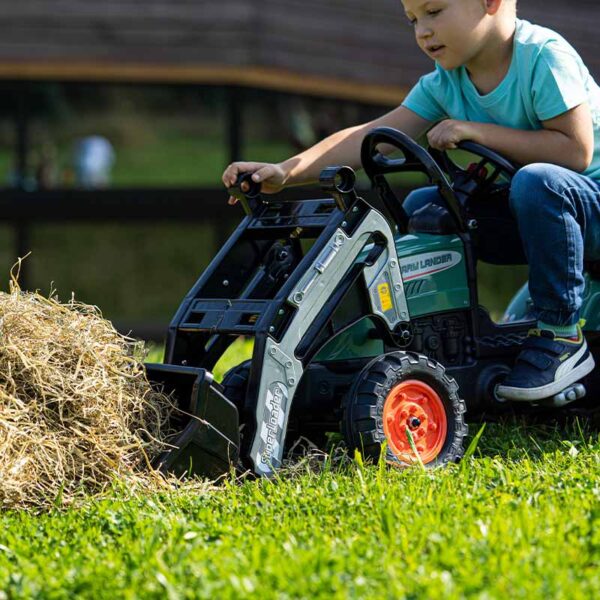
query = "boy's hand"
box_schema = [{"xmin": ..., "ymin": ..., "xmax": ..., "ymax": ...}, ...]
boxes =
[
  {"xmin": 427, "ymin": 119, "xmax": 477, "ymax": 150},
  {"xmin": 222, "ymin": 162, "xmax": 288, "ymax": 205}
]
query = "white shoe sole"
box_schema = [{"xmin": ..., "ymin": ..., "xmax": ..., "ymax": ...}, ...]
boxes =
[{"xmin": 496, "ymin": 353, "xmax": 595, "ymax": 402}]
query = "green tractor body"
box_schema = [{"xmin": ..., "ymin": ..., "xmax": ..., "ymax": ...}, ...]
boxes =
[{"xmin": 316, "ymin": 232, "xmax": 469, "ymax": 362}]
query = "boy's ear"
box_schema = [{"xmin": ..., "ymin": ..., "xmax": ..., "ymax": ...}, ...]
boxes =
[
  {"xmin": 482, "ymin": 0, "xmax": 506, "ymax": 15},
  {"xmin": 483, "ymin": 0, "xmax": 503, "ymax": 16}
]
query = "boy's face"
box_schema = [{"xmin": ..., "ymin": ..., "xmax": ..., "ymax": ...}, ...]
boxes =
[{"xmin": 401, "ymin": 0, "xmax": 494, "ymax": 70}]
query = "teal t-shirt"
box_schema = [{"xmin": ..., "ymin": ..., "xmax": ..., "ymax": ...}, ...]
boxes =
[{"xmin": 402, "ymin": 18, "xmax": 600, "ymax": 180}]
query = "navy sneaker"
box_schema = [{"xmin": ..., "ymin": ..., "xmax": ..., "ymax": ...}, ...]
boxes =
[{"xmin": 496, "ymin": 323, "xmax": 595, "ymax": 402}]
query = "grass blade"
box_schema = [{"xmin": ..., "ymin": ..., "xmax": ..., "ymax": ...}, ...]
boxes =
[{"xmin": 462, "ymin": 422, "xmax": 486, "ymax": 462}]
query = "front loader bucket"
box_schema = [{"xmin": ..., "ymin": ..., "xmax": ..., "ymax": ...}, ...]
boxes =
[{"xmin": 145, "ymin": 363, "xmax": 240, "ymax": 479}]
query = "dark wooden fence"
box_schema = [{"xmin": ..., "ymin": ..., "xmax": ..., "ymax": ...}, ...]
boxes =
[
  {"xmin": 0, "ymin": 185, "xmax": 326, "ymax": 340},
  {"xmin": 0, "ymin": 1, "xmax": 598, "ymax": 104}
]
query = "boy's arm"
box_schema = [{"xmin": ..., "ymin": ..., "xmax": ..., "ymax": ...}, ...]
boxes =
[
  {"xmin": 222, "ymin": 106, "xmax": 431, "ymax": 200},
  {"xmin": 280, "ymin": 106, "xmax": 431, "ymax": 186},
  {"xmin": 427, "ymin": 103, "xmax": 594, "ymax": 172}
]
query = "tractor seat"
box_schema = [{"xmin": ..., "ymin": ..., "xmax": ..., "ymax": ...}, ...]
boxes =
[
  {"xmin": 406, "ymin": 202, "xmax": 459, "ymax": 235},
  {"xmin": 406, "ymin": 198, "xmax": 527, "ymax": 265},
  {"xmin": 405, "ymin": 200, "xmax": 600, "ymax": 275}
]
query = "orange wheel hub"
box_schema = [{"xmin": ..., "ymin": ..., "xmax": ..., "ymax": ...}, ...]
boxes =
[{"xmin": 383, "ymin": 379, "xmax": 447, "ymax": 464}]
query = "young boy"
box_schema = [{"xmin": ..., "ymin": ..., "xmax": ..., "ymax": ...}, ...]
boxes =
[{"xmin": 222, "ymin": 0, "xmax": 600, "ymax": 402}]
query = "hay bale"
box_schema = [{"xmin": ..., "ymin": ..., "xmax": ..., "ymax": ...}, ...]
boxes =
[{"xmin": 0, "ymin": 277, "xmax": 177, "ymax": 510}]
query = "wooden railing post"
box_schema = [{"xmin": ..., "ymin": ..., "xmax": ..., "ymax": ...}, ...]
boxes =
[
  {"xmin": 227, "ymin": 86, "xmax": 243, "ymax": 164},
  {"xmin": 14, "ymin": 82, "xmax": 31, "ymax": 289}
]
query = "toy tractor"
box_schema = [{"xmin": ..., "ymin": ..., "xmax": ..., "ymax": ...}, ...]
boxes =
[{"xmin": 144, "ymin": 127, "xmax": 600, "ymax": 479}]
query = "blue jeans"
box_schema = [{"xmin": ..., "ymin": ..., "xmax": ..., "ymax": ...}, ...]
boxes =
[{"xmin": 403, "ymin": 163, "xmax": 600, "ymax": 326}]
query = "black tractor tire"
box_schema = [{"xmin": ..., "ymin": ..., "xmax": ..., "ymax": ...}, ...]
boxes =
[
  {"xmin": 221, "ymin": 360, "xmax": 251, "ymax": 413},
  {"xmin": 220, "ymin": 360, "xmax": 327, "ymax": 451},
  {"xmin": 343, "ymin": 352, "xmax": 468, "ymax": 467}
]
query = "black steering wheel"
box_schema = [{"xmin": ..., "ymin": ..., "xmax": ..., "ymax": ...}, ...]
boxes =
[
  {"xmin": 361, "ymin": 127, "xmax": 465, "ymax": 231},
  {"xmin": 361, "ymin": 126, "xmax": 452, "ymax": 185},
  {"xmin": 361, "ymin": 127, "xmax": 520, "ymax": 233},
  {"xmin": 429, "ymin": 141, "xmax": 518, "ymax": 197}
]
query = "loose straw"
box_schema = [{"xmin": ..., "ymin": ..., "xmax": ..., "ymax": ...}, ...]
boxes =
[{"xmin": 0, "ymin": 264, "xmax": 182, "ymax": 510}]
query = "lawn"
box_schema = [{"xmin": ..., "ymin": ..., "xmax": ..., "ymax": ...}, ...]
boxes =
[
  {"xmin": 0, "ymin": 341, "xmax": 598, "ymax": 599},
  {"xmin": 0, "ymin": 422, "xmax": 597, "ymax": 599}
]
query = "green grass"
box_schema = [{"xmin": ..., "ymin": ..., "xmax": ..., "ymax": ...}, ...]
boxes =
[
  {"xmin": 0, "ymin": 340, "xmax": 599, "ymax": 598},
  {"xmin": 0, "ymin": 112, "xmax": 297, "ymax": 188},
  {"xmin": 111, "ymin": 135, "xmax": 295, "ymax": 187},
  {"xmin": 144, "ymin": 337, "xmax": 253, "ymax": 381},
  {"xmin": 0, "ymin": 422, "xmax": 597, "ymax": 599}
]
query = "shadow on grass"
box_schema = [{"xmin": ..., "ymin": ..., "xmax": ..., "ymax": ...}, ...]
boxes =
[
  {"xmin": 275, "ymin": 410, "xmax": 600, "ymax": 479},
  {"xmin": 465, "ymin": 410, "xmax": 599, "ymax": 462}
]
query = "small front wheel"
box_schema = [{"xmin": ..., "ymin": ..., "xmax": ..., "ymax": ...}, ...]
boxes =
[
  {"xmin": 221, "ymin": 360, "xmax": 251, "ymax": 412},
  {"xmin": 343, "ymin": 352, "xmax": 467, "ymax": 467}
]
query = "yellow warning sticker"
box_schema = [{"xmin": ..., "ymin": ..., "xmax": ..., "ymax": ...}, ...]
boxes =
[{"xmin": 377, "ymin": 283, "xmax": 393, "ymax": 312}]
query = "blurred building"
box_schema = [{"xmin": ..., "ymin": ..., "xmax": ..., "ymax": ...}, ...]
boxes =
[{"xmin": 0, "ymin": 1, "xmax": 596, "ymax": 105}]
